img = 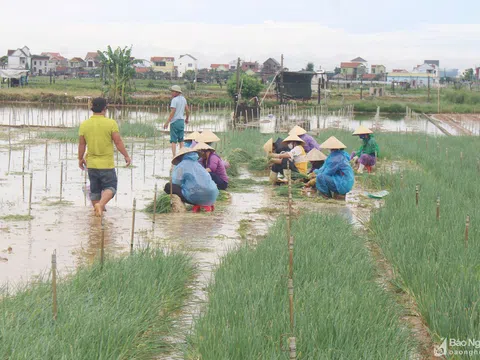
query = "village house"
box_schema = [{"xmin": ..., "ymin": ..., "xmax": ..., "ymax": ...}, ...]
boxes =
[
  {"xmin": 371, "ymin": 65, "xmax": 386, "ymax": 75},
  {"xmin": 351, "ymin": 57, "xmax": 368, "ymax": 72},
  {"xmin": 387, "ymin": 72, "xmax": 437, "ymax": 87},
  {"xmin": 85, "ymin": 52, "xmax": 101, "ymax": 68},
  {"xmin": 7, "ymin": 46, "xmax": 32, "ymax": 70},
  {"xmin": 241, "ymin": 61, "xmax": 260, "ymax": 73},
  {"xmin": 69, "ymin": 57, "xmax": 86, "ymax": 69},
  {"xmin": 476, "ymin": 67, "xmax": 480, "ymax": 80},
  {"xmin": 175, "ymin": 54, "xmax": 197, "ymax": 78},
  {"xmin": 412, "ymin": 63, "xmax": 438, "ymax": 77},
  {"xmin": 262, "ymin": 58, "xmax": 280, "ymax": 75},
  {"xmin": 210, "ymin": 64, "xmax": 230, "ymax": 72},
  {"xmin": 151, "ymin": 57, "xmax": 175, "ymax": 75},
  {"xmin": 340, "ymin": 62, "xmax": 366, "ymax": 80},
  {"xmin": 41, "ymin": 52, "xmax": 68, "ymax": 74},
  {"xmin": 31, "ymin": 55, "xmax": 50, "ymax": 75}
]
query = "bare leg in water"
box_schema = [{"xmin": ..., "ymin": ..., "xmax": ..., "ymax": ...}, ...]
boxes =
[{"xmin": 92, "ymin": 189, "xmax": 114, "ymax": 217}]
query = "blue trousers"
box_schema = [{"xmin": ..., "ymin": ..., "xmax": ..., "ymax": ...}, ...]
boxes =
[{"xmin": 316, "ymin": 174, "xmax": 338, "ymax": 197}]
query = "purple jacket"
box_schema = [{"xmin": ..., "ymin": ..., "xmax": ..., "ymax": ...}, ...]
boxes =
[
  {"xmin": 299, "ymin": 133, "xmax": 321, "ymax": 153},
  {"xmin": 199, "ymin": 152, "xmax": 229, "ymax": 183}
]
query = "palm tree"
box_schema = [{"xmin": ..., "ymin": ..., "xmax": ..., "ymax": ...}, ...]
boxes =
[{"xmin": 97, "ymin": 46, "xmax": 139, "ymax": 104}]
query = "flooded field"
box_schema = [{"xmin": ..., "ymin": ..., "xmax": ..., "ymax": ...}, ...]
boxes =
[{"xmin": 2, "ymin": 103, "xmax": 479, "ymax": 136}]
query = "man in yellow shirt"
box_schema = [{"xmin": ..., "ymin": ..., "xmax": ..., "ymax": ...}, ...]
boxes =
[{"xmin": 78, "ymin": 98, "xmax": 131, "ymax": 217}]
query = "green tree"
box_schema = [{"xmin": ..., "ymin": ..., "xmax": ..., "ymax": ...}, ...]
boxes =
[
  {"xmin": 463, "ymin": 68, "xmax": 474, "ymax": 82},
  {"xmin": 97, "ymin": 46, "xmax": 140, "ymax": 104},
  {"xmin": 183, "ymin": 70, "xmax": 196, "ymax": 82},
  {"xmin": 0, "ymin": 56, "xmax": 7, "ymax": 67},
  {"xmin": 306, "ymin": 62, "xmax": 315, "ymax": 72},
  {"xmin": 334, "ymin": 67, "xmax": 341, "ymax": 75},
  {"xmin": 227, "ymin": 73, "xmax": 263, "ymax": 100}
]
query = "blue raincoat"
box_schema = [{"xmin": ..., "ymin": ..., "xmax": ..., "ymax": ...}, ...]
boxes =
[
  {"xmin": 172, "ymin": 152, "xmax": 219, "ymax": 205},
  {"xmin": 315, "ymin": 150, "xmax": 354, "ymax": 195}
]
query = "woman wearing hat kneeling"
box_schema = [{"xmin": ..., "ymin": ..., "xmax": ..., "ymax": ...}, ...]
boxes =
[
  {"xmin": 269, "ymin": 134, "xmax": 308, "ymax": 178},
  {"xmin": 195, "ymin": 142, "xmax": 229, "ymax": 190},
  {"xmin": 315, "ymin": 136, "xmax": 354, "ymax": 200},
  {"xmin": 164, "ymin": 147, "xmax": 219, "ymax": 207},
  {"xmin": 351, "ymin": 125, "xmax": 379, "ymax": 174}
]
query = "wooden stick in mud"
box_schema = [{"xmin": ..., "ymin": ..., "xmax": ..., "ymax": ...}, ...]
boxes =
[
  {"xmin": 22, "ymin": 145, "xmax": 26, "ymax": 173},
  {"xmin": 465, "ymin": 215, "xmax": 470, "ymax": 248},
  {"xmin": 52, "ymin": 250, "xmax": 58, "ymax": 320},
  {"xmin": 415, "ymin": 184, "xmax": 419, "ymax": 207},
  {"xmin": 28, "ymin": 173, "xmax": 33, "ymax": 217},
  {"xmin": 130, "ymin": 198, "xmax": 136, "ymax": 254},
  {"xmin": 153, "ymin": 184, "xmax": 157, "ymax": 224},
  {"xmin": 169, "ymin": 165, "xmax": 173, "ymax": 206},
  {"xmin": 59, "ymin": 163, "xmax": 64, "ymax": 202},
  {"xmin": 84, "ymin": 169, "xmax": 87, "ymax": 206},
  {"xmin": 100, "ymin": 216, "xmax": 105, "ymax": 269},
  {"xmin": 436, "ymin": 196, "xmax": 440, "ymax": 221}
]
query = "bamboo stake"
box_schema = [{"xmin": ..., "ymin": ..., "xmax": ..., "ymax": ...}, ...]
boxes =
[
  {"xmin": 415, "ymin": 184, "xmax": 419, "ymax": 207},
  {"xmin": 59, "ymin": 163, "xmax": 64, "ymax": 202},
  {"xmin": 51, "ymin": 250, "xmax": 58, "ymax": 320},
  {"xmin": 28, "ymin": 173, "xmax": 33, "ymax": 217},
  {"xmin": 288, "ymin": 337, "xmax": 297, "ymax": 360},
  {"xmin": 84, "ymin": 169, "xmax": 87, "ymax": 206},
  {"xmin": 288, "ymin": 277, "xmax": 295, "ymax": 332},
  {"xmin": 465, "ymin": 215, "xmax": 470, "ymax": 248},
  {"xmin": 436, "ymin": 196, "xmax": 440, "ymax": 221},
  {"xmin": 169, "ymin": 165, "xmax": 174, "ymax": 206},
  {"xmin": 130, "ymin": 198, "xmax": 136, "ymax": 254}
]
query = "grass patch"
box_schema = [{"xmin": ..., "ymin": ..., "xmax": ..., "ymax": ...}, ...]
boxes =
[
  {"xmin": 119, "ymin": 122, "xmax": 157, "ymax": 138},
  {"xmin": 0, "ymin": 214, "xmax": 34, "ymax": 221},
  {"xmin": 1, "ymin": 248, "xmax": 194, "ymax": 359},
  {"xmin": 144, "ymin": 194, "xmax": 172, "ymax": 214},
  {"xmin": 273, "ymin": 182, "xmax": 304, "ymax": 198},
  {"xmin": 187, "ymin": 214, "xmax": 415, "ymax": 358},
  {"xmin": 236, "ymin": 219, "xmax": 253, "ymax": 240},
  {"xmin": 38, "ymin": 127, "xmax": 79, "ymax": 142}
]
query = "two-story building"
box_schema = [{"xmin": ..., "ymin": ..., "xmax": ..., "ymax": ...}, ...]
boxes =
[
  {"xmin": 151, "ymin": 57, "xmax": 175, "ymax": 75},
  {"xmin": 7, "ymin": 46, "xmax": 32, "ymax": 70},
  {"xmin": 340, "ymin": 62, "xmax": 366, "ymax": 80},
  {"xmin": 31, "ymin": 55, "xmax": 50, "ymax": 75},
  {"xmin": 41, "ymin": 52, "xmax": 68, "ymax": 74},
  {"xmin": 175, "ymin": 54, "xmax": 197, "ymax": 78},
  {"xmin": 241, "ymin": 61, "xmax": 260, "ymax": 73}
]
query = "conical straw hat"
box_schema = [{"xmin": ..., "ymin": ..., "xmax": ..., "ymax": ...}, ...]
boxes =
[
  {"xmin": 306, "ymin": 148, "xmax": 327, "ymax": 162},
  {"xmin": 263, "ymin": 138, "xmax": 273, "ymax": 154},
  {"xmin": 171, "ymin": 147, "xmax": 196, "ymax": 165},
  {"xmin": 184, "ymin": 131, "xmax": 200, "ymax": 141},
  {"xmin": 320, "ymin": 136, "xmax": 347, "ymax": 149},
  {"xmin": 288, "ymin": 125, "xmax": 307, "ymax": 136},
  {"xmin": 197, "ymin": 130, "xmax": 220, "ymax": 143},
  {"xmin": 193, "ymin": 142, "xmax": 214, "ymax": 151},
  {"xmin": 352, "ymin": 125, "xmax": 373, "ymax": 135},
  {"xmin": 281, "ymin": 134, "xmax": 305, "ymax": 145}
]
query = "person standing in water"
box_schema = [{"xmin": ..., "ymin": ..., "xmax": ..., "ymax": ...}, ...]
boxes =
[
  {"xmin": 164, "ymin": 85, "xmax": 190, "ymax": 157},
  {"xmin": 78, "ymin": 98, "xmax": 131, "ymax": 217}
]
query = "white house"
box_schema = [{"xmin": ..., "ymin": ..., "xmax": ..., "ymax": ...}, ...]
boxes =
[
  {"xmin": 7, "ymin": 46, "xmax": 32, "ymax": 70},
  {"xmin": 175, "ymin": 54, "xmax": 197, "ymax": 78},
  {"xmin": 351, "ymin": 57, "xmax": 369, "ymax": 73},
  {"xmin": 31, "ymin": 55, "xmax": 50, "ymax": 75},
  {"xmin": 412, "ymin": 63, "xmax": 439, "ymax": 78}
]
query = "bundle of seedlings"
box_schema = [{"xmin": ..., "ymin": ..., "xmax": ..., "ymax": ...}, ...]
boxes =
[
  {"xmin": 144, "ymin": 194, "xmax": 172, "ymax": 214},
  {"xmin": 247, "ymin": 157, "xmax": 269, "ymax": 171}
]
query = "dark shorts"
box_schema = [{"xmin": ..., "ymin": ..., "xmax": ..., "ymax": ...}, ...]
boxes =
[
  {"xmin": 88, "ymin": 168, "xmax": 117, "ymax": 201},
  {"xmin": 170, "ymin": 120, "xmax": 185, "ymax": 143}
]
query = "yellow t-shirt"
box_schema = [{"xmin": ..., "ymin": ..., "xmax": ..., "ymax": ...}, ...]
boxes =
[{"xmin": 79, "ymin": 115, "xmax": 119, "ymax": 169}]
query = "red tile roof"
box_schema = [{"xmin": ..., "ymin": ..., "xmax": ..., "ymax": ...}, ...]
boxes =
[
  {"xmin": 341, "ymin": 62, "xmax": 362, "ymax": 69},
  {"xmin": 41, "ymin": 52, "xmax": 66, "ymax": 61},
  {"xmin": 151, "ymin": 57, "xmax": 174, "ymax": 62},
  {"xmin": 135, "ymin": 68, "xmax": 149, "ymax": 73},
  {"xmin": 210, "ymin": 64, "xmax": 229, "ymax": 69},
  {"xmin": 85, "ymin": 52, "xmax": 100, "ymax": 60},
  {"xmin": 69, "ymin": 57, "xmax": 85, "ymax": 63},
  {"xmin": 362, "ymin": 74, "xmax": 377, "ymax": 80}
]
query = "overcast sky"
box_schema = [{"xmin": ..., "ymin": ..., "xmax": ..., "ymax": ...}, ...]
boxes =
[{"xmin": 1, "ymin": 0, "xmax": 479, "ymax": 71}]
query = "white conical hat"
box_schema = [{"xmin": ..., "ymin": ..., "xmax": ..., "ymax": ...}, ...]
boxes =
[
  {"xmin": 197, "ymin": 130, "xmax": 220, "ymax": 143},
  {"xmin": 171, "ymin": 147, "xmax": 196, "ymax": 165},
  {"xmin": 353, "ymin": 125, "xmax": 373, "ymax": 136},
  {"xmin": 306, "ymin": 148, "xmax": 327, "ymax": 161},
  {"xmin": 288, "ymin": 125, "xmax": 307, "ymax": 136},
  {"xmin": 320, "ymin": 136, "xmax": 347, "ymax": 149},
  {"xmin": 184, "ymin": 131, "xmax": 200, "ymax": 141},
  {"xmin": 281, "ymin": 134, "xmax": 305, "ymax": 145},
  {"xmin": 193, "ymin": 142, "xmax": 214, "ymax": 151},
  {"xmin": 263, "ymin": 138, "xmax": 273, "ymax": 154}
]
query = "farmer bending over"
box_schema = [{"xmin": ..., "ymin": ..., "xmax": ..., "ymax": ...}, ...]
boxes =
[
  {"xmin": 78, "ymin": 98, "xmax": 131, "ymax": 217},
  {"xmin": 269, "ymin": 134, "xmax": 308, "ymax": 182},
  {"xmin": 164, "ymin": 85, "xmax": 190, "ymax": 157}
]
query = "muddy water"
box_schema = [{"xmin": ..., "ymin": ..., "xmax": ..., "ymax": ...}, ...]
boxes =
[{"xmin": 3, "ymin": 103, "xmax": 477, "ymax": 136}]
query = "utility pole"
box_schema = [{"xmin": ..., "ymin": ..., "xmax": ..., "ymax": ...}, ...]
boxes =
[
  {"xmin": 317, "ymin": 73, "xmax": 321, "ymax": 105},
  {"xmin": 428, "ymin": 75, "xmax": 431, "ymax": 102},
  {"xmin": 360, "ymin": 78, "xmax": 363, "ymax": 100},
  {"xmin": 280, "ymin": 54, "xmax": 284, "ymax": 104},
  {"xmin": 234, "ymin": 57, "xmax": 241, "ymax": 128}
]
